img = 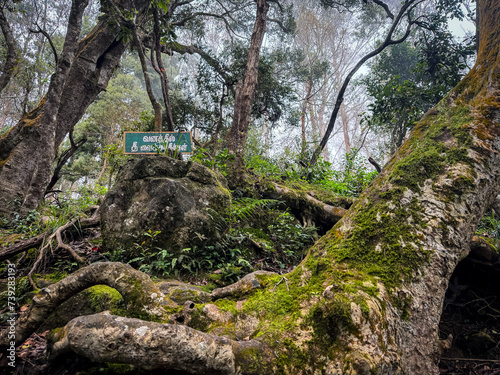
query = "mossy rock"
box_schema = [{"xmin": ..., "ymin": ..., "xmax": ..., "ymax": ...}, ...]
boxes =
[{"xmin": 100, "ymin": 156, "xmax": 231, "ymax": 257}]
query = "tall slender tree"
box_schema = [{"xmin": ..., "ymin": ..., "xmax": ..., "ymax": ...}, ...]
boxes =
[{"xmin": 226, "ymin": 0, "xmax": 270, "ymax": 187}]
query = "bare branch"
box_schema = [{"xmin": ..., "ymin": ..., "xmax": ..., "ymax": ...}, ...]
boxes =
[{"xmin": 29, "ymin": 25, "xmax": 59, "ymax": 65}]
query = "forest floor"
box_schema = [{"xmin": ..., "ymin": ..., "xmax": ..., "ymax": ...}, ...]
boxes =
[{"xmin": 1, "ymin": 227, "xmax": 500, "ymax": 374}]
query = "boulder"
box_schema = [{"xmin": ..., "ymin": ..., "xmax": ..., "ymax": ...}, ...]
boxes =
[{"xmin": 100, "ymin": 156, "xmax": 230, "ymax": 256}]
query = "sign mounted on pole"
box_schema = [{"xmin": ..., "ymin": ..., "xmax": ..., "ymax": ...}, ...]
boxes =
[{"xmin": 123, "ymin": 131, "xmax": 193, "ymax": 155}]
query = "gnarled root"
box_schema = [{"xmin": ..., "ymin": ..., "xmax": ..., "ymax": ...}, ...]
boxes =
[
  {"xmin": 48, "ymin": 313, "xmax": 268, "ymax": 375},
  {"xmin": 0, "ymin": 262, "xmax": 174, "ymax": 349}
]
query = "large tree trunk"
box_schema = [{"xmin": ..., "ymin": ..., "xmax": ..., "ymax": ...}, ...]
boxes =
[
  {"xmin": 0, "ymin": 0, "xmax": 149, "ymax": 219},
  {"xmin": 226, "ymin": 0, "xmax": 269, "ymax": 187},
  {"xmin": 0, "ymin": 5, "xmax": 18, "ymax": 94},
  {"xmin": 3, "ymin": 1, "xmax": 500, "ymax": 374}
]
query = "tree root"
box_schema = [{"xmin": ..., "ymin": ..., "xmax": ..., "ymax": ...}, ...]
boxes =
[
  {"xmin": 0, "ymin": 262, "xmax": 174, "ymax": 349},
  {"xmin": 47, "ymin": 312, "xmax": 268, "ymax": 375},
  {"xmin": 1, "ymin": 207, "xmax": 101, "ymax": 272},
  {"xmin": 261, "ymin": 182, "xmax": 349, "ymax": 232},
  {"xmin": 211, "ymin": 271, "xmax": 275, "ymax": 300},
  {"xmin": 469, "ymin": 235, "xmax": 500, "ymax": 264},
  {"xmin": 26, "ymin": 208, "xmax": 100, "ymax": 288}
]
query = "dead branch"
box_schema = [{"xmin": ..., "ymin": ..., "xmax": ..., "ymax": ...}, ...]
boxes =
[
  {"xmin": 0, "ymin": 206, "xmax": 101, "ymax": 264},
  {"xmin": 0, "ymin": 262, "xmax": 173, "ymax": 349},
  {"xmin": 0, "ymin": 231, "xmax": 49, "ymax": 262},
  {"xmin": 26, "ymin": 207, "xmax": 101, "ymax": 288}
]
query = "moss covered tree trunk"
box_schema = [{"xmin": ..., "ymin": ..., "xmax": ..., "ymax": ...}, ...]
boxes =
[{"xmin": 4, "ymin": 1, "xmax": 500, "ymax": 373}]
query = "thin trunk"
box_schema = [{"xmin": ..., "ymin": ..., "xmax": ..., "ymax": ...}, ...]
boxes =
[
  {"xmin": 226, "ymin": 0, "xmax": 269, "ymax": 186},
  {"xmin": 133, "ymin": 27, "xmax": 163, "ymax": 132},
  {"xmin": 212, "ymin": 86, "xmax": 227, "ymax": 157},
  {"xmin": 97, "ymin": 158, "xmax": 107, "ymax": 183},
  {"xmin": 340, "ymin": 104, "xmax": 351, "ymax": 154},
  {"xmin": 262, "ymin": 119, "xmax": 269, "ymax": 158},
  {"xmin": 316, "ymin": 96, "xmax": 330, "ymax": 162},
  {"xmin": 45, "ymin": 135, "xmax": 87, "ymax": 194},
  {"xmin": 300, "ymin": 79, "xmax": 313, "ymax": 156},
  {"xmin": 152, "ymin": 7, "xmax": 175, "ymax": 131}
]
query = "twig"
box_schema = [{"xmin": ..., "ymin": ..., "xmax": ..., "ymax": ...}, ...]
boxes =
[{"xmin": 272, "ymin": 276, "xmax": 289, "ymax": 292}]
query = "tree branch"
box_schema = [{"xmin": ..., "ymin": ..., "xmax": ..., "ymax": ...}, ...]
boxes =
[{"xmin": 29, "ymin": 25, "xmax": 59, "ymax": 65}]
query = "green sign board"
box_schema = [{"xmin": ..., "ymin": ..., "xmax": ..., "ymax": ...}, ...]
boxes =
[{"xmin": 123, "ymin": 132, "xmax": 193, "ymax": 154}]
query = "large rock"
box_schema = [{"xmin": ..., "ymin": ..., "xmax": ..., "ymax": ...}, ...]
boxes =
[{"xmin": 101, "ymin": 156, "xmax": 230, "ymax": 255}]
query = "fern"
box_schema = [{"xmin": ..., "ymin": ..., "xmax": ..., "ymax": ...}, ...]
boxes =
[{"xmin": 229, "ymin": 198, "xmax": 281, "ymax": 223}]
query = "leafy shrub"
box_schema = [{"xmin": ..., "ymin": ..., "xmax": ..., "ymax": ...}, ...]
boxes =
[
  {"xmin": 316, "ymin": 149, "xmax": 377, "ymax": 197},
  {"xmin": 476, "ymin": 211, "xmax": 500, "ymax": 239}
]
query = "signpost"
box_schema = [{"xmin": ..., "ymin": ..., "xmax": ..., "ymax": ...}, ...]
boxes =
[{"xmin": 123, "ymin": 131, "xmax": 193, "ymax": 155}]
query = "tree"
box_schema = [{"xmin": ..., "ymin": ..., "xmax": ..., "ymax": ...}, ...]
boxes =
[
  {"xmin": 0, "ymin": 0, "xmax": 152, "ymax": 220},
  {"xmin": 307, "ymin": 0, "xmax": 460, "ymax": 169},
  {"xmin": 363, "ymin": 25, "xmax": 475, "ymax": 155},
  {"xmin": 0, "ymin": 2, "xmax": 18, "ymax": 94},
  {"xmin": 226, "ymin": 0, "xmax": 270, "ymax": 187},
  {"xmin": 3, "ymin": 0, "xmax": 500, "ymax": 373}
]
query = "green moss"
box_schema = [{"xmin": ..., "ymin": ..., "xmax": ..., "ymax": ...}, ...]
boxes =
[
  {"xmin": 389, "ymin": 104, "xmax": 474, "ymax": 193},
  {"xmin": 47, "ymin": 327, "xmax": 66, "ymax": 342},
  {"xmin": 86, "ymin": 285, "xmax": 124, "ymax": 313},
  {"xmin": 187, "ymin": 305, "xmax": 210, "ymax": 332},
  {"xmin": 234, "ymin": 345, "xmax": 268, "ymax": 374},
  {"xmin": 321, "ymin": 195, "xmax": 430, "ymax": 290},
  {"xmin": 43, "ymin": 271, "xmax": 68, "ymax": 283},
  {"xmin": 213, "ymin": 298, "xmax": 238, "ymax": 315},
  {"xmin": 353, "ymin": 295, "xmax": 371, "ymax": 320},
  {"xmin": 309, "ymin": 295, "xmax": 356, "ymax": 346},
  {"xmin": 391, "ymin": 293, "xmax": 413, "ymax": 321}
]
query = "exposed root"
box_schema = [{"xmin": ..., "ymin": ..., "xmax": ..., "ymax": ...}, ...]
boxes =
[
  {"xmin": 211, "ymin": 270, "xmax": 275, "ymax": 300},
  {"xmin": 0, "ymin": 262, "xmax": 174, "ymax": 349},
  {"xmin": 25, "ymin": 208, "xmax": 101, "ymax": 288},
  {"xmin": 261, "ymin": 182, "xmax": 348, "ymax": 232},
  {"xmin": 47, "ymin": 313, "xmax": 268, "ymax": 375},
  {"xmin": 0, "ymin": 230, "xmax": 49, "ymax": 262},
  {"xmin": 469, "ymin": 235, "xmax": 500, "ymax": 264}
]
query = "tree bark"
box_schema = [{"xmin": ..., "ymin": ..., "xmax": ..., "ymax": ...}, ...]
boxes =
[
  {"xmin": 0, "ymin": 6, "xmax": 18, "ymax": 94},
  {"xmin": 226, "ymin": 0, "xmax": 269, "ymax": 187},
  {"xmin": 0, "ymin": 0, "xmax": 149, "ymax": 219}
]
